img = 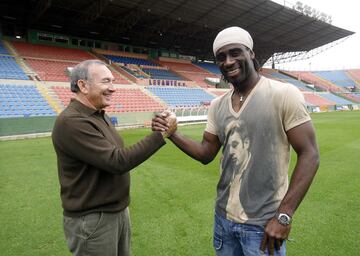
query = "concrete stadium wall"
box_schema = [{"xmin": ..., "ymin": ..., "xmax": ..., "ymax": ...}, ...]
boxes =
[
  {"xmin": 0, "ymin": 116, "xmax": 56, "ymax": 136},
  {"xmin": 0, "ymin": 112, "xmax": 154, "ymax": 137}
]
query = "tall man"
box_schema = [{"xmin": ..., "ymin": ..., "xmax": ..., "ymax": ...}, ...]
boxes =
[
  {"xmin": 52, "ymin": 60, "xmax": 176, "ymax": 256},
  {"xmin": 153, "ymin": 27, "xmax": 319, "ymax": 255}
]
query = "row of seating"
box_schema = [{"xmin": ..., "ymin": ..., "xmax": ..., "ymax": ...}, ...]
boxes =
[
  {"xmin": 4, "ymin": 40, "xmax": 359, "ymax": 92},
  {"xmin": 0, "ymin": 84, "xmax": 56, "ymax": 118},
  {"xmin": 0, "ymin": 56, "xmax": 29, "ymax": 80},
  {"xmin": 314, "ymin": 70, "xmax": 355, "ymax": 88},
  {"xmin": 158, "ymin": 60, "xmax": 218, "ymax": 88},
  {"xmin": 11, "ymin": 41, "xmax": 94, "ymax": 61},
  {"xmin": 52, "ymin": 86, "xmax": 165, "ymax": 113},
  {"xmin": 145, "ymin": 86, "xmax": 215, "ymax": 107},
  {"xmin": 195, "ymin": 62, "xmax": 222, "ymax": 75},
  {"xmin": 142, "ymin": 68, "xmax": 183, "ymax": 80},
  {"xmin": 1, "ymin": 81, "xmax": 358, "ymax": 119},
  {"xmin": 262, "ymin": 70, "xmax": 313, "ymax": 91},
  {"xmin": 0, "ymin": 41, "xmax": 9, "ymax": 55},
  {"xmin": 104, "ymin": 55, "xmax": 158, "ymax": 66}
]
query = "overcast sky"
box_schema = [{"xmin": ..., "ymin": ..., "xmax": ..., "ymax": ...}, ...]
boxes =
[{"xmin": 265, "ymin": 0, "xmax": 360, "ymax": 71}]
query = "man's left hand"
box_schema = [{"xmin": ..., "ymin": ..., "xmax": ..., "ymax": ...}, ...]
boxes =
[{"xmin": 260, "ymin": 217, "xmax": 291, "ymax": 255}]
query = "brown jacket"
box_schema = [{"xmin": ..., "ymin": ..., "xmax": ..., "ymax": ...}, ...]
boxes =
[{"xmin": 52, "ymin": 99, "xmax": 165, "ymax": 217}]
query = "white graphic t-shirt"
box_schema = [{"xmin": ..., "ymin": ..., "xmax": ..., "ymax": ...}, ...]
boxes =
[{"xmin": 206, "ymin": 76, "xmax": 310, "ymax": 226}]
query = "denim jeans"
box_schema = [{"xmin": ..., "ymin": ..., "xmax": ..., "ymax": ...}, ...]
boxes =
[
  {"xmin": 63, "ymin": 207, "xmax": 131, "ymax": 256},
  {"xmin": 213, "ymin": 214, "xmax": 286, "ymax": 256}
]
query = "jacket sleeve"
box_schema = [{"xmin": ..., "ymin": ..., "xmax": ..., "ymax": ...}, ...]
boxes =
[{"xmin": 52, "ymin": 116, "xmax": 166, "ymax": 174}]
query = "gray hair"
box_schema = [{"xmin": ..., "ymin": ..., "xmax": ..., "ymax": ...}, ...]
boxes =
[{"xmin": 70, "ymin": 59, "xmax": 106, "ymax": 92}]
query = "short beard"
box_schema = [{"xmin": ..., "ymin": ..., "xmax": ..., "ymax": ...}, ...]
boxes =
[{"xmin": 225, "ymin": 62, "xmax": 249, "ymax": 88}]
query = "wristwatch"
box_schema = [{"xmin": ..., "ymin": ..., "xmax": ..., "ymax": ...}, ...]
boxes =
[{"xmin": 277, "ymin": 213, "xmax": 292, "ymax": 226}]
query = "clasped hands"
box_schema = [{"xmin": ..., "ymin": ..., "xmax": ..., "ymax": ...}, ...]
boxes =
[{"xmin": 151, "ymin": 110, "xmax": 177, "ymax": 138}]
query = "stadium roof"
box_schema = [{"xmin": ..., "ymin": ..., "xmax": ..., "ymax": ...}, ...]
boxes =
[{"xmin": 0, "ymin": 0, "xmax": 354, "ymax": 64}]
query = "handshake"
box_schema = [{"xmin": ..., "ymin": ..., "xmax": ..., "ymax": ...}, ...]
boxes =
[{"xmin": 151, "ymin": 110, "xmax": 177, "ymax": 138}]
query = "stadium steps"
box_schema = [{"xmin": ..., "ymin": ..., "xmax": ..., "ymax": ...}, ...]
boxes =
[
  {"xmin": 333, "ymin": 92, "xmax": 360, "ymax": 103},
  {"xmin": 136, "ymin": 66, "xmax": 151, "ymax": 78},
  {"xmin": 346, "ymin": 71, "xmax": 360, "ymax": 87},
  {"xmin": 279, "ymin": 70, "xmax": 302, "ymax": 80},
  {"xmin": 111, "ymin": 64, "xmax": 137, "ymax": 83},
  {"xmin": 35, "ymin": 83, "xmax": 62, "ymax": 113},
  {"xmin": 90, "ymin": 51, "xmax": 137, "ymax": 84},
  {"xmin": 139, "ymin": 87, "xmax": 167, "ymax": 108},
  {"xmin": 14, "ymin": 57, "xmax": 36, "ymax": 78},
  {"xmin": 107, "ymin": 66, "xmax": 133, "ymax": 85},
  {"xmin": 87, "ymin": 51, "xmax": 132, "ymax": 84},
  {"xmin": 46, "ymin": 85, "xmax": 66, "ymax": 109},
  {"xmin": 313, "ymin": 74, "xmax": 347, "ymax": 92},
  {"xmin": 2, "ymin": 40, "xmax": 18, "ymax": 56}
]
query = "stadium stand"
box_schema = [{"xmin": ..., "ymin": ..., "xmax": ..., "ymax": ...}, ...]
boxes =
[
  {"xmin": 24, "ymin": 59, "xmax": 76, "ymax": 82},
  {"xmin": 146, "ymin": 86, "xmax": 215, "ymax": 107},
  {"xmin": 313, "ymin": 70, "xmax": 356, "ymax": 88},
  {"xmin": 142, "ymin": 68, "xmax": 183, "ymax": 80},
  {"xmin": 261, "ymin": 69, "xmax": 313, "ymax": 91},
  {"xmin": 337, "ymin": 93, "xmax": 360, "ymax": 103},
  {"xmin": 159, "ymin": 58, "xmax": 217, "ymax": 88},
  {"xmin": 194, "ymin": 62, "xmax": 222, "ymax": 75},
  {"xmin": 346, "ymin": 69, "xmax": 360, "ymax": 86},
  {"xmin": 317, "ymin": 92, "xmax": 354, "ymax": 105},
  {"xmin": 52, "ymin": 86, "xmax": 165, "ymax": 113},
  {"xmin": 0, "ymin": 0, "xmax": 358, "ymax": 138},
  {"xmin": 0, "ymin": 56, "xmax": 29, "ymax": 80},
  {"xmin": 119, "ymin": 65, "xmax": 148, "ymax": 79},
  {"xmin": 0, "ymin": 41, "xmax": 10, "ymax": 55},
  {"xmin": 0, "ymin": 84, "xmax": 56, "ymax": 118},
  {"xmin": 11, "ymin": 41, "xmax": 94, "ymax": 61},
  {"xmin": 108, "ymin": 67, "xmax": 131, "ymax": 85},
  {"xmin": 287, "ymin": 71, "xmax": 332, "ymax": 91},
  {"xmin": 104, "ymin": 54, "xmax": 158, "ymax": 66},
  {"xmin": 303, "ymin": 92, "xmax": 335, "ymax": 106},
  {"xmin": 208, "ymin": 90, "xmax": 228, "ymax": 97}
]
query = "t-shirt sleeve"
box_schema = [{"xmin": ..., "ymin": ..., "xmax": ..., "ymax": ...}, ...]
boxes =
[
  {"xmin": 282, "ymin": 84, "xmax": 311, "ymax": 131},
  {"xmin": 205, "ymin": 98, "xmax": 218, "ymax": 135}
]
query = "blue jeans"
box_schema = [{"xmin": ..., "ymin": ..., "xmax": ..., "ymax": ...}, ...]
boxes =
[{"xmin": 213, "ymin": 214, "xmax": 286, "ymax": 256}]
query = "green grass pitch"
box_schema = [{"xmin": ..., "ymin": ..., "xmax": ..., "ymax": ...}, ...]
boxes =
[{"xmin": 0, "ymin": 110, "xmax": 359, "ymax": 255}]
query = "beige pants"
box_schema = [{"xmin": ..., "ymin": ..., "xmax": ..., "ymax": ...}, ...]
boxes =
[{"xmin": 63, "ymin": 207, "xmax": 131, "ymax": 256}]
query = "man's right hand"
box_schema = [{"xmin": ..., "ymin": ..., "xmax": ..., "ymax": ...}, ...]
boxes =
[{"xmin": 151, "ymin": 110, "xmax": 177, "ymax": 138}]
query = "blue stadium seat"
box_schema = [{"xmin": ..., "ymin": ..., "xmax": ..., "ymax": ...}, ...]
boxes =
[
  {"xmin": 268, "ymin": 72, "xmax": 313, "ymax": 91},
  {"xmin": 318, "ymin": 92, "xmax": 354, "ymax": 105},
  {"xmin": 0, "ymin": 84, "xmax": 56, "ymax": 118},
  {"xmin": 104, "ymin": 55, "xmax": 158, "ymax": 66},
  {"xmin": 145, "ymin": 86, "xmax": 215, "ymax": 107},
  {"xmin": 142, "ymin": 68, "xmax": 183, "ymax": 80},
  {"xmin": 0, "ymin": 41, "xmax": 10, "ymax": 55},
  {"xmin": 0, "ymin": 56, "xmax": 29, "ymax": 80},
  {"xmin": 195, "ymin": 62, "xmax": 222, "ymax": 75},
  {"xmin": 314, "ymin": 71, "xmax": 356, "ymax": 88}
]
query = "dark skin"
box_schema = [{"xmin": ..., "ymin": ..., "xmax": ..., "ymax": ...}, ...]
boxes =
[{"xmin": 152, "ymin": 43, "xmax": 319, "ymax": 255}]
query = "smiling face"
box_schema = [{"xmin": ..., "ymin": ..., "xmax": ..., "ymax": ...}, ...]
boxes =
[
  {"xmin": 79, "ymin": 63, "xmax": 115, "ymax": 110},
  {"xmin": 215, "ymin": 43, "xmax": 256, "ymax": 88}
]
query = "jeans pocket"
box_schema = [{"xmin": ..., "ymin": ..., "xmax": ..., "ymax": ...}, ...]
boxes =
[
  {"xmin": 213, "ymin": 233, "xmax": 223, "ymax": 250},
  {"xmin": 213, "ymin": 219, "xmax": 223, "ymax": 250},
  {"xmin": 81, "ymin": 212, "xmax": 103, "ymax": 240}
]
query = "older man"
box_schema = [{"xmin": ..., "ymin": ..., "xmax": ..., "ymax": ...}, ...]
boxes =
[
  {"xmin": 52, "ymin": 59, "xmax": 176, "ymax": 256},
  {"xmin": 153, "ymin": 27, "xmax": 319, "ymax": 255}
]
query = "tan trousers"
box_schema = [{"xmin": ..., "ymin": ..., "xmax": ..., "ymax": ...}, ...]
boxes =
[{"xmin": 63, "ymin": 207, "xmax": 131, "ymax": 256}]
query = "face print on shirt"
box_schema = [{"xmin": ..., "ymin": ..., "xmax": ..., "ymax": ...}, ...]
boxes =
[{"xmin": 222, "ymin": 120, "xmax": 251, "ymax": 181}]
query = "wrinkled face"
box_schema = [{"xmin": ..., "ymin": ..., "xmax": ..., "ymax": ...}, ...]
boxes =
[
  {"xmin": 215, "ymin": 43, "xmax": 255, "ymax": 87},
  {"xmin": 229, "ymin": 131, "xmax": 250, "ymax": 167},
  {"xmin": 82, "ymin": 64, "xmax": 115, "ymax": 110}
]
